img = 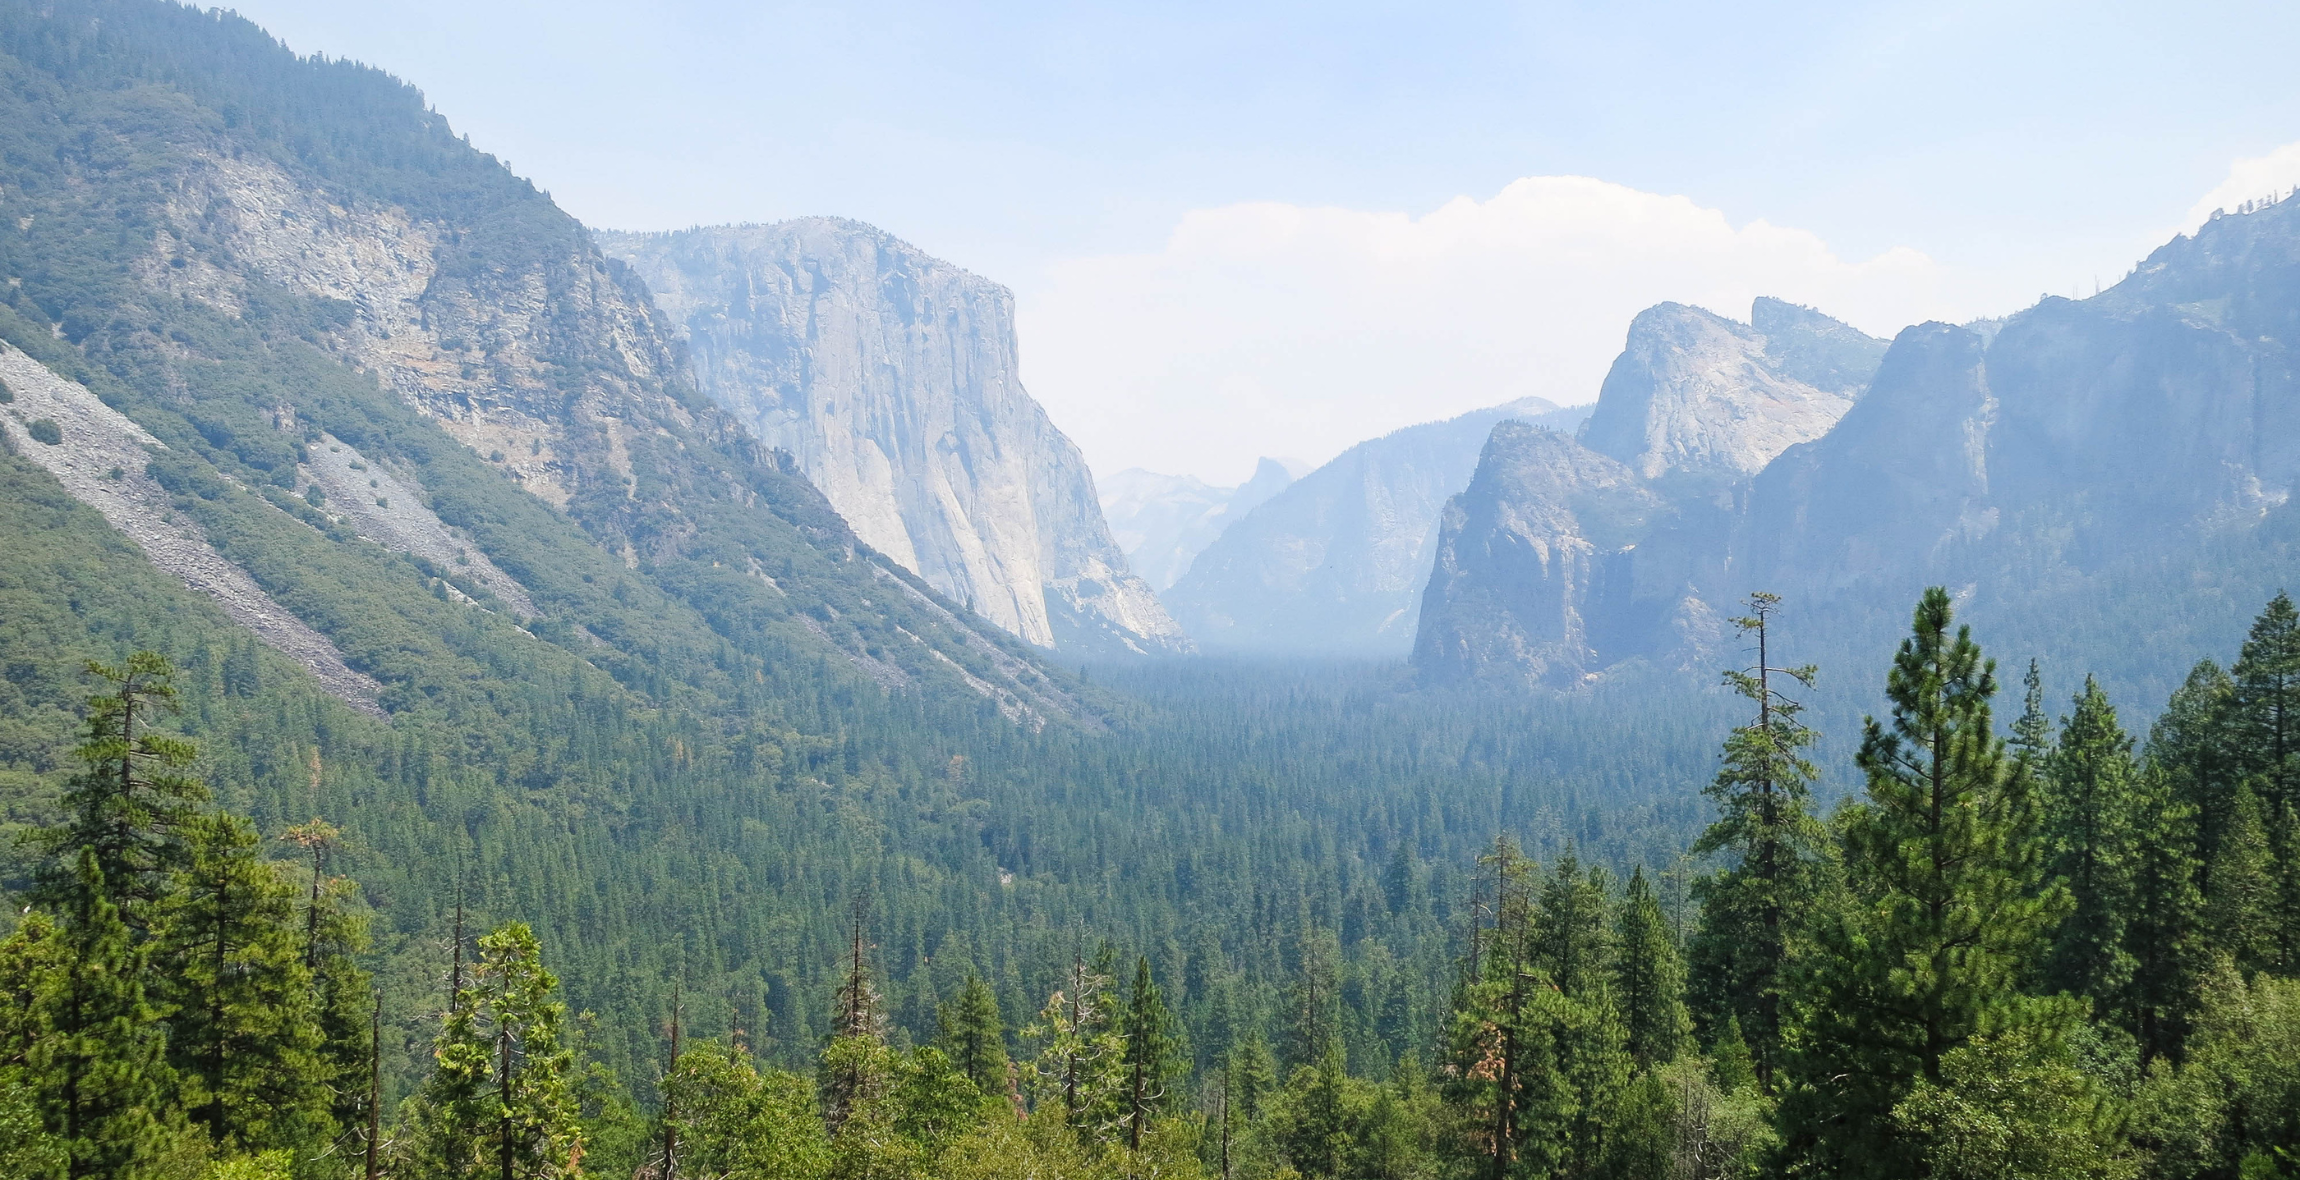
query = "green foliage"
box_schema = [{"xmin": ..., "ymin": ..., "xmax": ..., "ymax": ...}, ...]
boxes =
[
  {"xmin": 660, "ymin": 1038, "xmax": 830, "ymax": 1180},
  {"xmin": 2131, "ymin": 965, "xmax": 2300, "ymax": 1180},
  {"xmin": 1688, "ymin": 593, "xmax": 1826, "ymax": 1081},
  {"xmin": 1612, "ymin": 866, "xmax": 1690, "ymax": 1069},
  {"xmin": 31, "ymin": 850, "xmax": 178, "ymax": 1179},
  {"xmin": 937, "ymin": 976, "xmax": 1010, "ymax": 1100},
  {"xmin": 29, "ymin": 652, "xmax": 209, "ymax": 930},
  {"xmin": 25, "ymin": 418, "xmax": 60, "ymax": 446},
  {"xmin": 1784, "ymin": 586, "xmax": 2072, "ymax": 1177},
  {"xmin": 149, "ymin": 811, "xmax": 328, "ymax": 1154},
  {"xmin": 2044, "ymin": 676, "xmax": 2142, "ymax": 1004},
  {"xmin": 1893, "ymin": 1025, "xmax": 2135, "ymax": 1180}
]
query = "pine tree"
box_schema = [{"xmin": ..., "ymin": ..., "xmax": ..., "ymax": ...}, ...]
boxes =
[
  {"xmin": 1284, "ymin": 926, "xmax": 1344, "ymax": 1071},
  {"xmin": 150, "ymin": 812, "xmax": 329, "ymax": 1155},
  {"xmin": 936, "ymin": 975, "xmax": 1008, "ymax": 1098},
  {"xmin": 2229, "ymin": 591, "xmax": 2300, "ymax": 973},
  {"xmin": 2151, "ymin": 659, "xmax": 2239, "ymax": 876},
  {"xmin": 1687, "ymin": 593, "xmax": 1825, "ymax": 1085},
  {"xmin": 2122, "ymin": 766, "xmax": 2207, "ymax": 1065},
  {"xmin": 29, "ymin": 654, "xmax": 209, "ymax": 934},
  {"xmin": 1783, "ymin": 587, "xmax": 2070, "ymax": 1178},
  {"xmin": 1024, "ymin": 953, "xmax": 1124, "ymax": 1137},
  {"xmin": 2230, "ymin": 592, "xmax": 2300, "ymax": 813},
  {"xmin": 31, "ymin": 850, "xmax": 176, "ymax": 1180},
  {"xmin": 1121, "ymin": 957, "xmax": 1182, "ymax": 1151},
  {"xmin": 413, "ymin": 948, "xmax": 493, "ymax": 1179},
  {"xmin": 2204, "ymin": 787, "xmax": 2278, "ymax": 972},
  {"xmin": 2041, "ymin": 677, "xmax": 2140, "ymax": 1004},
  {"xmin": 1532, "ymin": 853, "xmax": 1611, "ymax": 1001},
  {"xmin": 476, "ymin": 923, "xmax": 584, "ymax": 1180},
  {"xmin": 284, "ymin": 820, "xmax": 375, "ymax": 1139},
  {"xmin": 821, "ymin": 903, "xmax": 888, "ymax": 1134},
  {"xmin": 1612, "ymin": 866, "xmax": 1690, "ymax": 1070}
]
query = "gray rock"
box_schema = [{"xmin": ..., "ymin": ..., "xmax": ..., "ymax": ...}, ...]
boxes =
[
  {"xmin": 1101, "ymin": 458, "xmax": 1297, "ymax": 591},
  {"xmin": 1413, "ymin": 422, "xmax": 1662, "ymax": 687},
  {"xmin": 1166, "ymin": 397, "xmax": 1586, "ymax": 657},
  {"xmin": 1577, "ymin": 301, "xmax": 1876, "ymax": 483},
  {"xmin": 598, "ymin": 220, "xmax": 1190, "ymax": 657}
]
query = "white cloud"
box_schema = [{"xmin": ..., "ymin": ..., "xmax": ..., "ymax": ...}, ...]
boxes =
[
  {"xmin": 1017, "ymin": 175, "xmax": 2014, "ymax": 483},
  {"xmin": 2184, "ymin": 140, "xmax": 2300, "ymax": 232}
]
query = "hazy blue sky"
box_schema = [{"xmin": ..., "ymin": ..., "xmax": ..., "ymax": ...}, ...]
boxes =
[{"xmin": 229, "ymin": 0, "xmax": 2300, "ymax": 480}]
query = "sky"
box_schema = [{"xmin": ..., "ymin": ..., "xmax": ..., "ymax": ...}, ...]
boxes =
[{"xmin": 227, "ymin": 0, "xmax": 2300, "ymax": 483}]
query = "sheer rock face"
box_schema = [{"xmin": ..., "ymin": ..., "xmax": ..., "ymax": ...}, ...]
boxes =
[
  {"xmin": 598, "ymin": 221, "xmax": 1190, "ymax": 656},
  {"xmin": 144, "ymin": 152, "xmax": 687, "ymax": 517},
  {"xmin": 1413, "ymin": 422, "xmax": 1662, "ymax": 687},
  {"xmin": 1577, "ymin": 300, "xmax": 1880, "ymax": 482},
  {"xmin": 1419, "ymin": 199, "xmax": 2300, "ymax": 693},
  {"xmin": 1166, "ymin": 398, "xmax": 1588, "ymax": 657},
  {"xmin": 1413, "ymin": 299, "xmax": 1885, "ymax": 686}
]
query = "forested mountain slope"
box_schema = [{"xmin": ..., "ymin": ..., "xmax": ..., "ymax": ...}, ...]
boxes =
[{"xmin": 0, "ymin": 0, "xmax": 1723, "ymax": 1110}]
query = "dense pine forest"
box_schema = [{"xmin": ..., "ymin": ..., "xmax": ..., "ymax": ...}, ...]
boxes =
[{"xmin": 3, "ymin": 586, "xmax": 2297, "ymax": 1179}]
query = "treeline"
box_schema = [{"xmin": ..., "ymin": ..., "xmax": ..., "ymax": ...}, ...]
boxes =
[{"xmin": 7, "ymin": 585, "xmax": 2300, "ymax": 1178}]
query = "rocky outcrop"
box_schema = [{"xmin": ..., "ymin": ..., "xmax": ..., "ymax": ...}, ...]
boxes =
[
  {"xmin": 1413, "ymin": 422, "xmax": 1663, "ymax": 687},
  {"xmin": 1412, "ymin": 298, "xmax": 1885, "ymax": 687},
  {"xmin": 1417, "ymin": 200, "xmax": 2300, "ymax": 697},
  {"xmin": 597, "ymin": 221, "xmax": 1190, "ymax": 657},
  {"xmin": 0, "ymin": 345, "xmax": 386, "ymax": 715},
  {"xmin": 1167, "ymin": 398, "xmax": 1588, "ymax": 657},
  {"xmin": 79, "ymin": 122, "xmax": 1087, "ymax": 721},
  {"xmin": 1100, "ymin": 458, "xmax": 1296, "ymax": 591},
  {"xmin": 1577, "ymin": 301, "xmax": 1881, "ymax": 483}
]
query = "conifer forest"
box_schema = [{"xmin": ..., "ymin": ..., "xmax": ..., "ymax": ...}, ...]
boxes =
[{"xmin": 3, "ymin": 1, "xmax": 2300, "ymax": 1178}]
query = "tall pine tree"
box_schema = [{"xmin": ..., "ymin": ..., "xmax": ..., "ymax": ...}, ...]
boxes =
[
  {"xmin": 1612, "ymin": 866, "xmax": 1690, "ymax": 1070},
  {"xmin": 150, "ymin": 812, "xmax": 329, "ymax": 1155},
  {"xmin": 1784, "ymin": 587, "xmax": 2068, "ymax": 1179},
  {"xmin": 1688, "ymin": 593, "xmax": 1825, "ymax": 1086},
  {"xmin": 2041, "ymin": 677, "xmax": 2140, "ymax": 1005}
]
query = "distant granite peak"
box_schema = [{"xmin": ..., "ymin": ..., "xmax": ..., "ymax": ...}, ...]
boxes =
[
  {"xmin": 1577, "ymin": 300, "xmax": 1883, "ymax": 482},
  {"xmin": 599, "ymin": 220, "xmax": 1190, "ymax": 656}
]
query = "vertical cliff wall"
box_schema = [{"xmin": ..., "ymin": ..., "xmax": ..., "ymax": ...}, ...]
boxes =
[{"xmin": 599, "ymin": 221, "xmax": 1190, "ymax": 656}]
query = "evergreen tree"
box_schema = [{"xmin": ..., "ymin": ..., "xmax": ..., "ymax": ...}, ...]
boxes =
[
  {"xmin": 284, "ymin": 820, "xmax": 376, "ymax": 1139},
  {"xmin": 149, "ymin": 812, "xmax": 329, "ymax": 1155},
  {"xmin": 1024, "ymin": 953, "xmax": 1124, "ymax": 1136},
  {"xmin": 2150, "ymin": 659, "xmax": 2239, "ymax": 876},
  {"xmin": 474, "ymin": 923, "xmax": 584, "ymax": 1180},
  {"xmin": 29, "ymin": 654, "xmax": 209, "ymax": 934},
  {"xmin": 1612, "ymin": 866, "xmax": 1690, "ymax": 1069},
  {"xmin": 1532, "ymin": 854, "xmax": 1611, "ymax": 1001},
  {"xmin": 821, "ymin": 905, "xmax": 888, "ymax": 1134},
  {"xmin": 2229, "ymin": 591, "xmax": 2300, "ymax": 813},
  {"xmin": 30, "ymin": 850, "xmax": 176, "ymax": 1180},
  {"xmin": 2203, "ymin": 787, "xmax": 2278, "ymax": 973},
  {"xmin": 412, "ymin": 960, "xmax": 493, "ymax": 1179},
  {"xmin": 2041, "ymin": 677, "xmax": 2140, "ymax": 1005},
  {"xmin": 1121, "ymin": 957, "xmax": 1182, "ymax": 1150},
  {"xmin": 1284, "ymin": 926, "xmax": 1344, "ymax": 1071},
  {"xmin": 2228, "ymin": 591, "xmax": 2300, "ymax": 973},
  {"xmin": 657, "ymin": 1040, "xmax": 828, "ymax": 1180},
  {"xmin": 409, "ymin": 922, "xmax": 583, "ymax": 1179},
  {"xmin": 935, "ymin": 975, "xmax": 1009, "ymax": 1099},
  {"xmin": 1687, "ymin": 593, "xmax": 1825, "ymax": 1085},
  {"xmin": 1784, "ymin": 587, "xmax": 2070, "ymax": 1178},
  {"xmin": 2121, "ymin": 767, "xmax": 2207, "ymax": 1065}
]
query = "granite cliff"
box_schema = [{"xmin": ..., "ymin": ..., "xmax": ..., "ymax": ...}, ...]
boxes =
[
  {"xmin": 1418, "ymin": 203, "xmax": 2300, "ymax": 701},
  {"xmin": 1167, "ymin": 398, "xmax": 1587, "ymax": 656},
  {"xmin": 1416, "ymin": 300, "xmax": 1885, "ymax": 685},
  {"xmin": 597, "ymin": 221, "xmax": 1190, "ymax": 657}
]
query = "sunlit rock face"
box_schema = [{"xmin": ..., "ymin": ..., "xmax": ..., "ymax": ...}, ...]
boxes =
[{"xmin": 601, "ymin": 219, "xmax": 1189, "ymax": 656}]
